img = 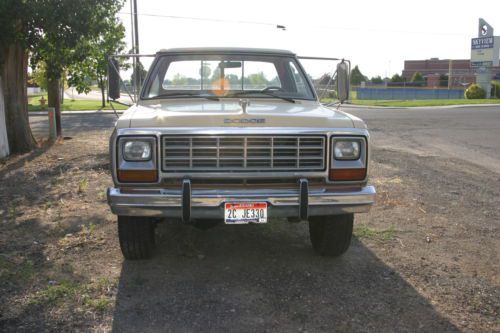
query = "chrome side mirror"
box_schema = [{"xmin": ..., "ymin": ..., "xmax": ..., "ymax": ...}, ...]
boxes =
[
  {"xmin": 336, "ymin": 61, "xmax": 350, "ymax": 103},
  {"xmin": 108, "ymin": 58, "xmax": 120, "ymax": 101}
]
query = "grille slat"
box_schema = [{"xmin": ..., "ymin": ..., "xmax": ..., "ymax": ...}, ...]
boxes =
[{"xmin": 162, "ymin": 136, "xmax": 325, "ymax": 172}]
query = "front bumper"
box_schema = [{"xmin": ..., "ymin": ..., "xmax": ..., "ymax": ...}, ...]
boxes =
[{"xmin": 107, "ymin": 179, "xmax": 376, "ymax": 221}]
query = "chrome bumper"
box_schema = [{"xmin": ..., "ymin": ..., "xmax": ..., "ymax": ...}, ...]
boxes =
[{"xmin": 107, "ymin": 180, "xmax": 376, "ymax": 221}]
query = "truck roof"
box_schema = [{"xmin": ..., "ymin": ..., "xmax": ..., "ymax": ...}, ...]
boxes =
[{"xmin": 156, "ymin": 47, "xmax": 295, "ymax": 56}]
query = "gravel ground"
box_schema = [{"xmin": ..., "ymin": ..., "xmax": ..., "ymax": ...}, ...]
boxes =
[{"xmin": 0, "ymin": 110, "xmax": 499, "ymax": 332}]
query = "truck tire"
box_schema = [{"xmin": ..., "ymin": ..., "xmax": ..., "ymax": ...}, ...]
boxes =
[
  {"xmin": 308, "ymin": 214, "xmax": 353, "ymax": 256},
  {"xmin": 118, "ymin": 216, "xmax": 155, "ymax": 260}
]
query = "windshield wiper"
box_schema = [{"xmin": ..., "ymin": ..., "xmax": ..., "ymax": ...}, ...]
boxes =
[
  {"xmin": 227, "ymin": 91, "xmax": 296, "ymax": 103},
  {"xmin": 154, "ymin": 92, "xmax": 220, "ymax": 101}
]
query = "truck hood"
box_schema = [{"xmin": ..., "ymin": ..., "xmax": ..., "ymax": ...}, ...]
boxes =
[{"xmin": 117, "ymin": 99, "xmax": 366, "ymax": 129}]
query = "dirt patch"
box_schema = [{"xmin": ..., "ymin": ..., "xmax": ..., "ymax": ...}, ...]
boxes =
[{"xmin": 0, "ymin": 131, "xmax": 498, "ymax": 332}]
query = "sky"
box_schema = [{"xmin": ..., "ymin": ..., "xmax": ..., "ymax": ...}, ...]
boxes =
[{"xmin": 118, "ymin": 0, "xmax": 500, "ymax": 79}]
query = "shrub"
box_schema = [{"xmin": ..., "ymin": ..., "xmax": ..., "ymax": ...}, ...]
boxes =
[
  {"xmin": 465, "ymin": 84, "xmax": 486, "ymax": 99},
  {"xmin": 490, "ymin": 82, "xmax": 500, "ymax": 99}
]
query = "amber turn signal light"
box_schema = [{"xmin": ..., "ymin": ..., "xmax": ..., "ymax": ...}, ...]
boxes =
[
  {"xmin": 329, "ymin": 168, "xmax": 366, "ymax": 181},
  {"xmin": 118, "ymin": 170, "xmax": 158, "ymax": 182}
]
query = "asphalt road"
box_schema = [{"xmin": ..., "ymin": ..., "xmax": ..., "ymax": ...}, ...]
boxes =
[
  {"xmin": 30, "ymin": 105, "xmax": 500, "ymax": 172},
  {"xmin": 343, "ymin": 105, "xmax": 500, "ymax": 173},
  {"xmin": 30, "ymin": 112, "xmax": 118, "ymax": 138}
]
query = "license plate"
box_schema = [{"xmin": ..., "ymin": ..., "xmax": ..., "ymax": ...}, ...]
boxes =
[{"xmin": 224, "ymin": 202, "xmax": 268, "ymax": 224}]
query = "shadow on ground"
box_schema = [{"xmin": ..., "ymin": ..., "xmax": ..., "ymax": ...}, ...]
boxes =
[{"xmin": 112, "ymin": 221, "xmax": 459, "ymax": 332}]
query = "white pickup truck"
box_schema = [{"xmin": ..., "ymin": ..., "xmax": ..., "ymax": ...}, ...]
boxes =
[{"xmin": 107, "ymin": 47, "xmax": 375, "ymax": 259}]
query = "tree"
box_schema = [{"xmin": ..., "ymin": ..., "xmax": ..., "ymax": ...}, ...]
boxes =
[
  {"xmin": 30, "ymin": 0, "xmax": 125, "ymax": 136},
  {"xmin": 439, "ymin": 74, "xmax": 448, "ymax": 87},
  {"xmin": 0, "ymin": 0, "xmax": 36, "ymax": 153},
  {"xmin": 130, "ymin": 60, "xmax": 148, "ymax": 94},
  {"xmin": 411, "ymin": 72, "xmax": 424, "ymax": 86},
  {"xmin": 350, "ymin": 65, "xmax": 367, "ymax": 85},
  {"xmin": 0, "ymin": 0, "xmax": 125, "ymax": 152},
  {"xmin": 67, "ymin": 18, "xmax": 126, "ymax": 108},
  {"xmin": 31, "ymin": 62, "xmax": 48, "ymax": 91},
  {"xmin": 390, "ymin": 74, "xmax": 404, "ymax": 83},
  {"xmin": 370, "ymin": 76, "xmax": 383, "ymax": 84}
]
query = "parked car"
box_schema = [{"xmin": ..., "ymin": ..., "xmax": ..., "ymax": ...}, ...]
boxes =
[{"xmin": 107, "ymin": 47, "xmax": 375, "ymax": 259}]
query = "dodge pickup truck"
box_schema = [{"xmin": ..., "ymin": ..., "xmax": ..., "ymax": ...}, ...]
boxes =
[{"xmin": 107, "ymin": 47, "xmax": 376, "ymax": 259}]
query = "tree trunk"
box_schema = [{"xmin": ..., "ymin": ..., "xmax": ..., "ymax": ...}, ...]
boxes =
[
  {"xmin": 0, "ymin": 76, "xmax": 10, "ymax": 158},
  {"xmin": 47, "ymin": 77, "xmax": 61, "ymax": 137},
  {"xmin": 99, "ymin": 77, "xmax": 106, "ymax": 108},
  {"xmin": 1, "ymin": 43, "xmax": 36, "ymax": 153}
]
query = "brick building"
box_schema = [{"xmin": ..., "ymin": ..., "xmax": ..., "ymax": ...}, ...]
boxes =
[{"xmin": 402, "ymin": 58, "xmax": 500, "ymax": 88}]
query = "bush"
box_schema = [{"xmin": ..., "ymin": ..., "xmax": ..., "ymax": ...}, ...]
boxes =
[
  {"xmin": 465, "ymin": 84, "xmax": 486, "ymax": 99},
  {"xmin": 491, "ymin": 82, "xmax": 500, "ymax": 99}
]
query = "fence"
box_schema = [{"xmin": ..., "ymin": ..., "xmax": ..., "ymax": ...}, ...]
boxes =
[{"xmin": 356, "ymin": 87, "xmax": 465, "ymax": 100}]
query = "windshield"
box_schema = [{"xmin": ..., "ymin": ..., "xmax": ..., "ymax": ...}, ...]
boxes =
[{"xmin": 142, "ymin": 54, "xmax": 316, "ymax": 101}]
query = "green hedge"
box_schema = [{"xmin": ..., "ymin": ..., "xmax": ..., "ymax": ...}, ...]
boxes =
[
  {"xmin": 491, "ymin": 82, "xmax": 500, "ymax": 99},
  {"xmin": 465, "ymin": 84, "xmax": 486, "ymax": 99}
]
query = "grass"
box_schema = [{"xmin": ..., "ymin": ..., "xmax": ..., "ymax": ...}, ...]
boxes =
[
  {"xmin": 354, "ymin": 224, "xmax": 396, "ymax": 242},
  {"xmin": 33, "ymin": 277, "xmax": 115, "ymax": 312},
  {"xmin": 28, "ymin": 94, "xmax": 128, "ymax": 112},
  {"xmin": 350, "ymin": 99, "xmax": 500, "ymax": 107},
  {"xmin": 0, "ymin": 256, "xmax": 35, "ymax": 286},
  {"xmin": 77, "ymin": 177, "xmax": 89, "ymax": 194}
]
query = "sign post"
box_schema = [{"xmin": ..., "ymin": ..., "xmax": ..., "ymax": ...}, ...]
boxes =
[{"xmin": 471, "ymin": 18, "xmax": 500, "ymax": 98}]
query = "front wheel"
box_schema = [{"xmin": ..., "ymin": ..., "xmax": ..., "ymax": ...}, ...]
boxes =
[
  {"xmin": 308, "ymin": 214, "xmax": 353, "ymax": 256},
  {"xmin": 118, "ymin": 216, "xmax": 155, "ymax": 260}
]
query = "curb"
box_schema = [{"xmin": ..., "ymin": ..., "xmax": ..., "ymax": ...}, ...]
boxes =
[
  {"xmin": 342, "ymin": 103, "xmax": 500, "ymax": 110},
  {"xmin": 29, "ymin": 110, "xmax": 124, "ymax": 116}
]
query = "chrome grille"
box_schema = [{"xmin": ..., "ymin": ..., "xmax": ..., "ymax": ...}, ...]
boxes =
[{"xmin": 162, "ymin": 136, "xmax": 325, "ymax": 172}]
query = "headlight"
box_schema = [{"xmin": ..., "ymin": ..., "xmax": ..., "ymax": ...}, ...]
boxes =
[
  {"xmin": 334, "ymin": 140, "xmax": 360, "ymax": 160},
  {"xmin": 123, "ymin": 140, "xmax": 152, "ymax": 161}
]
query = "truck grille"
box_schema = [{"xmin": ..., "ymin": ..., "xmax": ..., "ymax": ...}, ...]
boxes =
[{"xmin": 162, "ymin": 135, "xmax": 326, "ymax": 172}]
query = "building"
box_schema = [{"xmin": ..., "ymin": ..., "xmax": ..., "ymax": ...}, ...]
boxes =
[{"xmin": 402, "ymin": 58, "xmax": 500, "ymax": 88}]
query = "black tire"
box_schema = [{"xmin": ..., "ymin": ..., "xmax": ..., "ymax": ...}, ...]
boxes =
[
  {"xmin": 308, "ymin": 214, "xmax": 354, "ymax": 256},
  {"xmin": 118, "ymin": 216, "xmax": 155, "ymax": 260}
]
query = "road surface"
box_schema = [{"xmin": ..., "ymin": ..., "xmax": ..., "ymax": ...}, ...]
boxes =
[{"xmin": 30, "ymin": 105, "xmax": 500, "ymax": 173}]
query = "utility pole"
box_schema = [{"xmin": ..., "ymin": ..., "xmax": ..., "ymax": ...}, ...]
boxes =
[
  {"xmin": 448, "ymin": 59, "xmax": 453, "ymax": 89},
  {"xmin": 132, "ymin": 0, "xmax": 140, "ymax": 101}
]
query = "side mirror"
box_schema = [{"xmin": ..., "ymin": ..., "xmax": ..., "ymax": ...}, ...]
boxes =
[
  {"xmin": 336, "ymin": 61, "xmax": 350, "ymax": 103},
  {"xmin": 108, "ymin": 58, "xmax": 120, "ymax": 100}
]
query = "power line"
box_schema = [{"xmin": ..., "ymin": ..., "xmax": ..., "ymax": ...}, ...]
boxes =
[
  {"xmin": 118, "ymin": 11, "xmax": 470, "ymax": 37},
  {"xmin": 118, "ymin": 12, "xmax": 275, "ymax": 27}
]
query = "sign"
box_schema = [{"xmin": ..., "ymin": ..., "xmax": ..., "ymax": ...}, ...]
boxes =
[
  {"xmin": 471, "ymin": 61, "xmax": 493, "ymax": 69},
  {"xmin": 479, "ymin": 18, "xmax": 494, "ymax": 37},
  {"xmin": 471, "ymin": 37, "xmax": 494, "ymax": 49},
  {"xmin": 470, "ymin": 18, "xmax": 500, "ymax": 68}
]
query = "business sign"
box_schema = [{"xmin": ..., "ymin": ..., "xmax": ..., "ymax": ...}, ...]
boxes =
[
  {"xmin": 470, "ymin": 21, "xmax": 499, "ymax": 68},
  {"xmin": 471, "ymin": 61, "xmax": 493, "ymax": 69},
  {"xmin": 471, "ymin": 37, "xmax": 494, "ymax": 49},
  {"xmin": 479, "ymin": 18, "xmax": 494, "ymax": 37}
]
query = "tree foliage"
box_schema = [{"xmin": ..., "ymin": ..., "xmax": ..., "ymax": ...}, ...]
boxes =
[
  {"xmin": 0, "ymin": 0, "xmax": 125, "ymax": 144},
  {"xmin": 390, "ymin": 74, "xmax": 404, "ymax": 83},
  {"xmin": 439, "ymin": 74, "xmax": 448, "ymax": 87},
  {"xmin": 370, "ymin": 76, "xmax": 383, "ymax": 84},
  {"xmin": 350, "ymin": 65, "xmax": 367, "ymax": 85},
  {"xmin": 29, "ymin": 0, "xmax": 125, "ymax": 80},
  {"xmin": 491, "ymin": 81, "xmax": 500, "ymax": 99},
  {"xmin": 411, "ymin": 72, "xmax": 423, "ymax": 83},
  {"xmin": 131, "ymin": 60, "xmax": 148, "ymax": 92},
  {"xmin": 66, "ymin": 17, "xmax": 126, "ymax": 107},
  {"xmin": 31, "ymin": 62, "xmax": 48, "ymax": 90}
]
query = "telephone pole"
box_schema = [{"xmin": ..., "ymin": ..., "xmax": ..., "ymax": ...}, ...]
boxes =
[{"xmin": 131, "ymin": 0, "xmax": 140, "ymax": 100}]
